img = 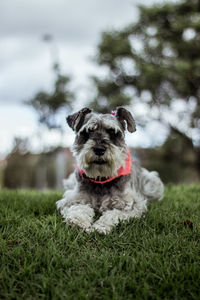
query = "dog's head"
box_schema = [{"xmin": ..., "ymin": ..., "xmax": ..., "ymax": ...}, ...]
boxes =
[{"xmin": 67, "ymin": 107, "xmax": 136, "ymax": 178}]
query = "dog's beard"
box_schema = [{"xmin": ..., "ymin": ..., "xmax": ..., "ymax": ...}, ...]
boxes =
[{"xmin": 74, "ymin": 140, "xmax": 127, "ymax": 178}]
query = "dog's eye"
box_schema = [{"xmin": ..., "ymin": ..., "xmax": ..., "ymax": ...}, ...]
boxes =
[
  {"xmin": 107, "ymin": 128, "xmax": 116, "ymax": 137},
  {"xmin": 80, "ymin": 130, "xmax": 89, "ymax": 141},
  {"xmin": 88, "ymin": 128, "xmax": 94, "ymax": 133}
]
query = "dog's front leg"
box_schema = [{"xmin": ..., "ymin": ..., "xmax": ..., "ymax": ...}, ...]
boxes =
[
  {"xmin": 56, "ymin": 189, "xmax": 89, "ymax": 211},
  {"xmin": 57, "ymin": 190, "xmax": 94, "ymax": 232},
  {"xmin": 60, "ymin": 204, "xmax": 95, "ymax": 232},
  {"xmin": 92, "ymin": 209, "xmax": 142, "ymax": 234}
]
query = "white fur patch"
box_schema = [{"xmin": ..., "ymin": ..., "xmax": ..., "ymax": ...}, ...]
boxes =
[{"xmin": 61, "ymin": 204, "xmax": 95, "ymax": 231}]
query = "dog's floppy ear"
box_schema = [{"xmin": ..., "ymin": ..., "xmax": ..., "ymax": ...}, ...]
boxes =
[
  {"xmin": 116, "ymin": 107, "xmax": 136, "ymax": 132},
  {"xmin": 66, "ymin": 107, "xmax": 92, "ymax": 132}
]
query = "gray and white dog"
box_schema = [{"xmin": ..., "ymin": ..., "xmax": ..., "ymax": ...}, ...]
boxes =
[{"xmin": 56, "ymin": 107, "xmax": 164, "ymax": 234}]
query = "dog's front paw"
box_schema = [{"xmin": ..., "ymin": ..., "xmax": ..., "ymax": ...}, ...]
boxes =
[
  {"xmin": 92, "ymin": 222, "xmax": 112, "ymax": 234},
  {"xmin": 61, "ymin": 204, "xmax": 95, "ymax": 232},
  {"xmin": 92, "ymin": 209, "xmax": 126, "ymax": 234},
  {"xmin": 84, "ymin": 227, "xmax": 95, "ymax": 234}
]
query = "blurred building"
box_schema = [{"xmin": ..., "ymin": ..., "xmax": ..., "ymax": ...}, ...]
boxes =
[
  {"xmin": 0, "ymin": 157, "xmax": 6, "ymax": 188},
  {"xmin": 2, "ymin": 139, "xmax": 200, "ymax": 190},
  {"xmin": 4, "ymin": 147, "xmax": 74, "ymax": 190}
]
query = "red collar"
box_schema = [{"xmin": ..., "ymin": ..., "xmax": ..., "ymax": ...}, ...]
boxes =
[{"xmin": 75, "ymin": 149, "xmax": 132, "ymax": 184}]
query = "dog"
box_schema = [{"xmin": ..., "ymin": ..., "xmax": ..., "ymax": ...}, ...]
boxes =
[{"xmin": 56, "ymin": 107, "xmax": 164, "ymax": 234}]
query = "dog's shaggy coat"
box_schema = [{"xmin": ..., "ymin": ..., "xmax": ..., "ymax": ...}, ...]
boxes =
[{"xmin": 56, "ymin": 107, "xmax": 164, "ymax": 234}]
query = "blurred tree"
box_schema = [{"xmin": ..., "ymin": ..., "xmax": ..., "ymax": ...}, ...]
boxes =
[
  {"xmin": 11, "ymin": 137, "xmax": 30, "ymax": 155},
  {"xmin": 90, "ymin": 0, "xmax": 200, "ymax": 177},
  {"xmin": 28, "ymin": 64, "xmax": 74, "ymax": 129},
  {"xmin": 144, "ymin": 128, "xmax": 199, "ymax": 183}
]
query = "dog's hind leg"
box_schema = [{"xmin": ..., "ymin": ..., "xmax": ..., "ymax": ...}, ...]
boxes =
[{"xmin": 140, "ymin": 168, "xmax": 164, "ymax": 202}]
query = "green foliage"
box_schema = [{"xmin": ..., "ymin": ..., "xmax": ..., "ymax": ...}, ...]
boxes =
[
  {"xmin": 90, "ymin": 76, "xmax": 131, "ymax": 113},
  {"xmin": 91, "ymin": 0, "xmax": 200, "ymax": 139},
  {"xmin": 28, "ymin": 67, "xmax": 74, "ymax": 129},
  {"xmin": 0, "ymin": 187, "xmax": 200, "ymax": 299}
]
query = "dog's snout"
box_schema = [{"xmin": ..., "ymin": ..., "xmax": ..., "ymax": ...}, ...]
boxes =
[{"xmin": 93, "ymin": 145, "xmax": 106, "ymax": 156}]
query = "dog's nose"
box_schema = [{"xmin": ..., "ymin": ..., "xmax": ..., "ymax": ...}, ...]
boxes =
[{"xmin": 93, "ymin": 145, "xmax": 106, "ymax": 156}]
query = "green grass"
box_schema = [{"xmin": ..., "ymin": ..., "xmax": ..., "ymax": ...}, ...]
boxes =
[{"xmin": 0, "ymin": 186, "xmax": 200, "ymax": 300}]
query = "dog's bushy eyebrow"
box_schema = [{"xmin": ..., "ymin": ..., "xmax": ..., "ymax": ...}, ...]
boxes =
[
  {"xmin": 86, "ymin": 123, "xmax": 98, "ymax": 132},
  {"xmin": 78, "ymin": 122, "xmax": 98, "ymax": 135},
  {"xmin": 104, "ymin": 125, "xmax": 121, "ymax": 134},
  {"xmin": 76, "ymin": 113, "xmax": 125, "ymax": 138}
]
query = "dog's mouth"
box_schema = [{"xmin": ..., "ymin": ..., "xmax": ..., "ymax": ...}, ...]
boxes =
[{"xmin": 93, "ymin": 160, "xmax": 107, "ymax": 165}]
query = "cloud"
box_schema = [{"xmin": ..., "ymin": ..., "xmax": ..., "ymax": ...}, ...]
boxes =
[
  {"xmin": 0, "ymin": 0, "xmax": 137, "ymax": 41},
  {"xmin": 0, "ymin": 0, "xmax": 138, "ymax": 104},
  {"xmin": 0, "ymin": 0, "xmax": 160, "ymax": 154}
]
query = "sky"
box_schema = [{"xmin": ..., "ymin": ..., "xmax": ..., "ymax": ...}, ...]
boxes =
[{"xmin": 0, "ymin": 0, "xmax": 165, "ymax": 157}]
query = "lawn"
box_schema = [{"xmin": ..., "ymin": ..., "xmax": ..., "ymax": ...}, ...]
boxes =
[{"xmin": 0, "ymin": 185, "xmax": 200, "ymax": 300}]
